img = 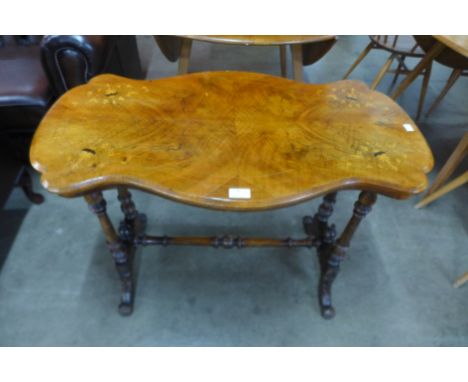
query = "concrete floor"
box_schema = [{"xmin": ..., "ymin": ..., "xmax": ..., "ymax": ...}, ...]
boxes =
[{"xmin": 0, "ymin": 36, "xmax": 467, "ymax": 346}]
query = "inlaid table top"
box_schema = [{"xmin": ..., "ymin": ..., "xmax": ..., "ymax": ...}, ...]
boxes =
[
  {"xmin": 30, "ymin": 71, "xmax": 433, "ymax": 211},
  {"xmin": 177, "ymin": 35, "xmax": 335, "ymax": 46}
]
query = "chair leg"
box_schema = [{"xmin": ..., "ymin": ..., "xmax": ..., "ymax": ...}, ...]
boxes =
[
  {"xmin": 370, "ymin": 54, "xmax": 395, "ymax": 90},
  {"xmin": 417, "ymin": 132, "xmax": 468, "ymax": 204},
  {"xmin": 177, "ymin": 38, "xmax": 192, "ymax": 75},
  {"xmin": 16, "ymin": 166, "xmax": 44, "ymax": 204},
  {"xmin": 416, "ymin": 60, "xmax": 432, "ymax": 120},
  {"xmin": 454, "ymin": 272, "xmax": 468, "ymax": 288},
  {"xmin": 279, "ymin": 45, "xmax": 287, "ymax": 78},
  {"xmin": 388, "ymin": 56, "xmax": 404, "ymax": 92},
  {"xmin": 415, "ymin": 171, "xmax": 468, "ymax": 208},
  {"xmin": 342, "ymin": 42, "xmax": 374, "ymax": 79},
  {"xmin": 391, "ymin": 41, "xmax": 444, "ymax": 100},
  {"xmin": 425, "ymin": 69, "xmax": 462, "ymax": 116}
]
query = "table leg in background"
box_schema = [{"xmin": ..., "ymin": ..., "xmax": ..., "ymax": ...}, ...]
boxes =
[
  {"xmin": 178, "ymin": 38, "xmax": 193, "ymax": 75},
  {"xmin": 279, "ymin": 45, "xmax": 287, "ymax": 78},
  {"xmin": 291, "ymin": 44, "xmax": 304, "ymax": 82}
]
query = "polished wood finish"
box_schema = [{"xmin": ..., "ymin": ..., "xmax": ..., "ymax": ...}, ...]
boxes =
[
  {"xmin": 31, "ymin": 72, "xmax": 433, "ymax": 211},
  {"xmin": 31, "ymin": 71, "xmax": 433, "ymax": 319},
  {"xmin": 138, "ymin": 234, "xmax": 317, "ymax": 248},
  {"xmin": 179, "ymin": 35, "xmax": 335, "ymax": 46},
  {"xmin": 415, "ymin": 132, "xmax": 468, "ymax": 208}
]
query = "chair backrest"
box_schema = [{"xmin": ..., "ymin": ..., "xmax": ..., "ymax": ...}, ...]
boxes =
[{"xmin": 414, "ymin": 36, "xmax": 468, "ymax": 70}]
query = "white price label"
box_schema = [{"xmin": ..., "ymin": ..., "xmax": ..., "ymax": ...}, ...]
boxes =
[{"xmin": 228, "ymin": 188, "xmax": 251, "ymax": 199}]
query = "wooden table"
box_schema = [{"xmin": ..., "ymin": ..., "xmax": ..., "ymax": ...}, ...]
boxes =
[
  {"xmin": 173, "ymin": 35, "xmax": 336, "ymax": 82},
  {"xmin": 30, "ymin": 71, "xmax": 433, "ymax": 319}
]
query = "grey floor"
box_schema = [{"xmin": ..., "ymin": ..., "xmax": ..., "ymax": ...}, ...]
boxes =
[{"xmin": 1, "ymin": 36, "xmax": 467, "ymax": 346}]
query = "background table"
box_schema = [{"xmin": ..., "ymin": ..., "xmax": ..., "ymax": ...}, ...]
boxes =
[{"xmin": 172, "ymin": 35, "xmax": 337, "ymax": 82}]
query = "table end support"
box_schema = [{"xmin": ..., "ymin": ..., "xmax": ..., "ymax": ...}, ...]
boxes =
[
  {"xmin": 85, "ymin": 191, "xmax": 135, "ymax": 316},
  {"xmin": 318, "ymin": 191, "xmax": 377, "ymax": 319}
]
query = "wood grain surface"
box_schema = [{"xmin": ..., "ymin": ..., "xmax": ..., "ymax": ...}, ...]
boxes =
[{"xmin": 30, "ymin": 72, "xmax": 433, "ymax": 210}]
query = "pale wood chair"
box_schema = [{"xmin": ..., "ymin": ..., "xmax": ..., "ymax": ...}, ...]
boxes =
[
  {"xmin": 415, "ymin": 131, "xmax": 467, "ymax": 289},
  {"xmin": 415, "ymin": 131, "xmax": 467, "ymax": 209},
  {"xmin": 343, "ymin": 35, "xmax": 431, "ymax": 120},
  {"xmin": 413, "ymin": 36, "xmax": 468, "ymax": 117}
]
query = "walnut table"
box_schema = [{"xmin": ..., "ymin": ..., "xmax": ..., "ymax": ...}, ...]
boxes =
[{"xmin": 30, "ymin": 72, "xmax": 433, "ymax": 319}]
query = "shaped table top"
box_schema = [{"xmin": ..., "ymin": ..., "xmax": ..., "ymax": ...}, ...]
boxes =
[{"xmin": 30, "ymin": 72, "xmax": 433, "ymax": 211}]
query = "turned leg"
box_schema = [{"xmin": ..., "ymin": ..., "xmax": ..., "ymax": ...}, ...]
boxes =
[
  {"xmin": 85, "ymin": 191, "xmax": 134, "ymax": 316},
  {"xmin": 303, "ymin": 192, "xmax": 337, "ymax": 243},
  {"xmin": 117, "ymin": 187, "xmax": 146, "ymax": 246},
  {"xmin": 319, "ymin": 191, "xmax": 377, "ymax": 319}
]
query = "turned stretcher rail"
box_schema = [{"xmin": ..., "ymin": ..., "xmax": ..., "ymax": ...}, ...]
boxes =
[{"xmin": 135, "ymin": 234, "xmax": 319, "ymax": 249}]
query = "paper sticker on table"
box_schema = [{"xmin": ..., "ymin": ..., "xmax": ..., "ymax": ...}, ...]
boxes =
[
  {"xmin": 403, "ymin": 123, "xmax": 415, "ymax": 132},
  {"xmin": 228, "ymin": 188, "xmax": 251, "ymax": 199}
]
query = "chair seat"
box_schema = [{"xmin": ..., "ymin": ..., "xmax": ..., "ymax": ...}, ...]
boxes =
[
  {"xmin": 370, "ymin": 35, "xmax": 425, "ymax": 57},
  {"xmin": 0, "ymin": 43, "xmax": 53, "ymax": 132}
]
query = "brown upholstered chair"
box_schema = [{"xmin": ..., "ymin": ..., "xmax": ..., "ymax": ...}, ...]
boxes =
[{"xmin": 0, "ymin": 35, "xmax": 143, "ymax": 206}]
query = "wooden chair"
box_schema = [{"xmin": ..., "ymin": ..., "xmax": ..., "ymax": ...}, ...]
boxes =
[
  {"xmin": 343, "ymin": 35, "xmax": 431, "ymax": 120},
  {"xmin": 415, "ymin": 131, "xmax": 467, "ymax": 209},
  {"xmin": 414, "ymin": 36, "xmax": 468, "ymax": 117}
]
